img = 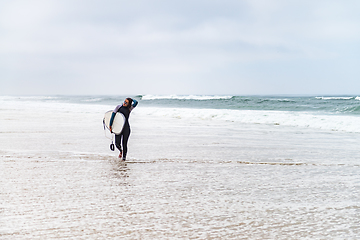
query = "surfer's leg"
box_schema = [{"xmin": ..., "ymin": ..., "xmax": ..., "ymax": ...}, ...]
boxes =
[
  {"xmin": 115, "ymin": 134, "xmax": 122, "ymax": 153},
  {"xmin": 122, "ymin": 129, "xmax": 131, "ymax": 160}
]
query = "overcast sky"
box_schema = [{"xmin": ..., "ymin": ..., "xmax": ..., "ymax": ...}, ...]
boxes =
[{"xmin": 1, "ymin": 0, "xmax": 360, "ymax": 96}]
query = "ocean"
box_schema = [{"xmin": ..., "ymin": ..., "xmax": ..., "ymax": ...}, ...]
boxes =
[{"xmin": 1, "ymin": 95, "xmax": 360, "ymax": 239}]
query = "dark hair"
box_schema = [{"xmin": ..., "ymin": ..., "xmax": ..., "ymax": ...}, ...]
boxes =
[{"xmin": 126, "ymin": 98, "xmax": 133, "ymax": 108}]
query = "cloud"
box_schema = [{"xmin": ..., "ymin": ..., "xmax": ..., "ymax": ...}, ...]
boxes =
[{"xmin": 1, "ymin": 0, "xmax": 360, "ymax": 95}]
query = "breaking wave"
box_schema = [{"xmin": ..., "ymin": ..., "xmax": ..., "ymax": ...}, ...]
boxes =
[{"xmin": 140, "ymin": 95, "xmax": 234, "ymax": 101}]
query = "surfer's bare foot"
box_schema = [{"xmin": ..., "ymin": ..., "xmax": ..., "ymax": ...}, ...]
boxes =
[{"xmin": 118, "ymin": 152, "xmax": 122, "ymax": 158}]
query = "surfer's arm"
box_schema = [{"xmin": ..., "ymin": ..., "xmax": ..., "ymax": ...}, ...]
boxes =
[
  {"xmin": 109, "ymin": 105, "xmax": 121, "ymax": 127},
  {"xmin": 109, "ymin": 112, "xmax": 116, "ymax": 128},
  {"xmin": 130, "ymin": 99, "xmax": 138, "ymax": 111}
]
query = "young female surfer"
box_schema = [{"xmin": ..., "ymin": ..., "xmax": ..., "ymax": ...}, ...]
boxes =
[{"xmin": 109, "ymin": 98, "xmax": 138, "ymax": 160}]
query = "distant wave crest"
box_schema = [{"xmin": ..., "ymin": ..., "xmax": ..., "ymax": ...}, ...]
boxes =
[
  {"xmin": 315, "ymin": 96, "xmax": 355, "ymax": 100},
  {"xmin": 141, "ymin": 95, "xmax": 234, "ymax": 101}
]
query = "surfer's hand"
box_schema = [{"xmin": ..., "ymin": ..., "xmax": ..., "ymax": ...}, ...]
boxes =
[{"xmin": 109, "ymin": 126, "xmax": 112, "ymax": 133}]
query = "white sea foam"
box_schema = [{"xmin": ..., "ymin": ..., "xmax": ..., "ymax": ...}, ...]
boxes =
[
  {"xmin": 141, "ymin": 95, "xmax": 233, "ymax": 100},
  {"xmin": 1, "ymin": 96, "xmax": 61, "ymax": 101},
  {"xmin": 138, "ymin": 107, "xmax": 360, "ymax": 133},
  {"xmin": 81, "ymin": 98, "xmax": 104, "ymax": 102},
  {"xmin": 315, "ymin": 96, "xmax": 354, "ymax": 100}
]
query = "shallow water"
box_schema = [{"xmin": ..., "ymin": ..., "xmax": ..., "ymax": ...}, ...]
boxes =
[
  {"xmin": 1, "ymin": 98, "xmax": 360, "ymax": 239},
  {"xmin": 2, "ymin": 156, "xmax": 359, "ymax": 239}
]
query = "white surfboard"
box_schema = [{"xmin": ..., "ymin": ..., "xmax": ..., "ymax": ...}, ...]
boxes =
[{"xmin": 103, "ymin": 110, "xmax": 125, "ymax": 134}]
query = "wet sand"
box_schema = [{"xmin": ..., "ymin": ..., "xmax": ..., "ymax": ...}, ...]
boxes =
[{"xmin": 1, "ymin": 100, "xmax": 360, "ymax": 239}]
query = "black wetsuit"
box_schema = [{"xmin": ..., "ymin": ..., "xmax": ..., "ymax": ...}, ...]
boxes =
[
  {"xmin": 115, "ymin": 105, "xmax": 131, "ymax": 159},
  {"xmin": 110, "ymin": 99, "xmax": 138, "ymax": 160}
]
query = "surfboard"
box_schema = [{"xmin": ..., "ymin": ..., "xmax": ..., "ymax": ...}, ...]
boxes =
[{"xmin": 103, "ymin": 110, "xmax": 125, "ymax": 134}]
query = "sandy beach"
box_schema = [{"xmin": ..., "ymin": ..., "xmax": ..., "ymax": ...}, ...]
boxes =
[{"xmin": 1, "ymin": 97, "xmax": 360, "ymax": 239}]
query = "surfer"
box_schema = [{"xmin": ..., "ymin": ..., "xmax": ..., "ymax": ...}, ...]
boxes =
[{"xmin": 109, "ymin": 98, "xmax": 138, "ymax": 160}]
